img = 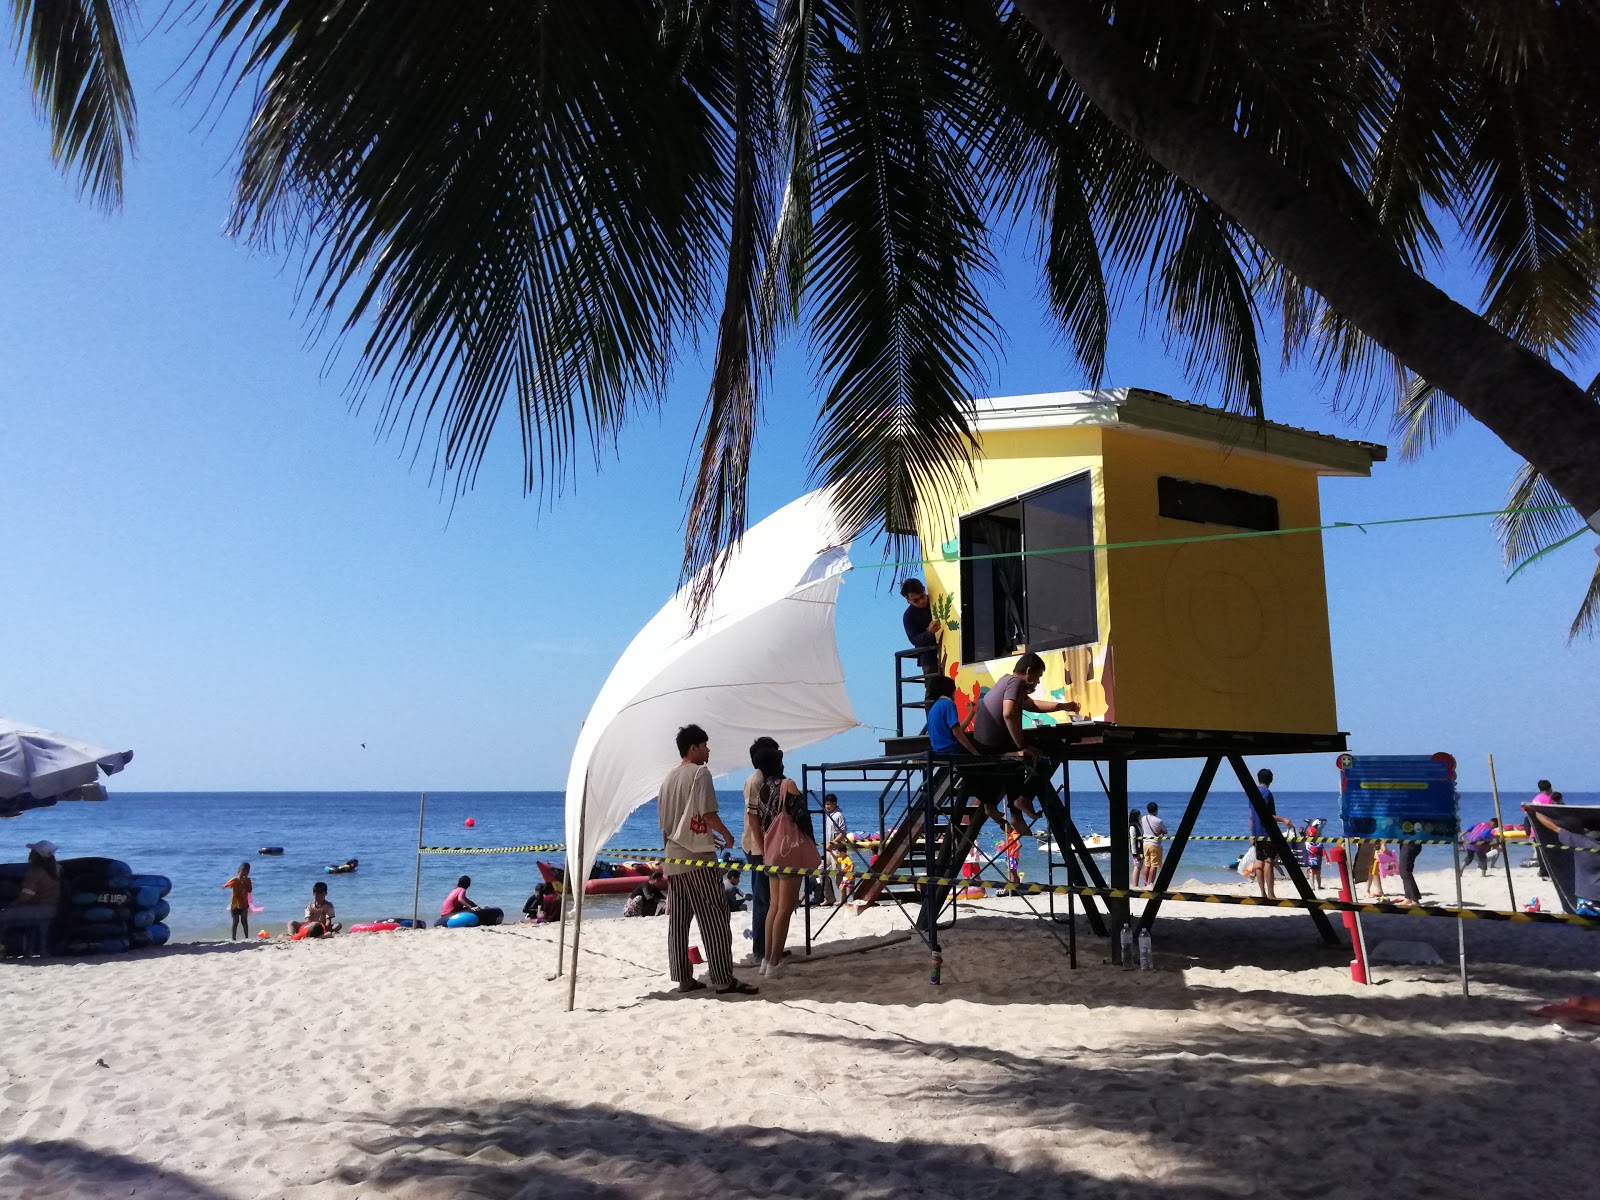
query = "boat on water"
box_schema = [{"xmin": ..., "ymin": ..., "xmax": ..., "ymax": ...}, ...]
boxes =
[
  {"xmin": 536, "ymin": 859, "xmax": 653, "ymax": 896},
  {"xmin": 1035, "ymin": 831, "xmax": 1112, "ymax": 855}
]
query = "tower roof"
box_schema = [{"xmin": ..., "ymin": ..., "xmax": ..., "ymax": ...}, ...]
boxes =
[{"xmin": 971, "ymin": 388, "xmax": 1387, "ymax": 477}]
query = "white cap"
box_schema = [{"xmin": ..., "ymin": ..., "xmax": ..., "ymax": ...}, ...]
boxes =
[{"xmin": 26, "ymin": 839, "xmax": 58, "ymax": 857}]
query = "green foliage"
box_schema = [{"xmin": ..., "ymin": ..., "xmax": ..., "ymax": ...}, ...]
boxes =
[
  {"xmin": 11, "ymin": 0, "xmax": 136, "ymax": 209},
  {"xmin": 932, "ymin": 591, "xmax": 959, "ymax": 632},
  {"xmin": 15, "ymin": 0, "xmax": 1599, "ymax": 625}
]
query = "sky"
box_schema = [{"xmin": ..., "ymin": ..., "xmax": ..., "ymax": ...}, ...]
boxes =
[{"xmin": 2, "ymin": 33, "xmax": 1594, "ymax": 798}]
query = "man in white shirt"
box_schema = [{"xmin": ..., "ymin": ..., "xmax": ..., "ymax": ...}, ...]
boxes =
[
  {"xmin": 1137, "ymin": 802, "xmax": 1168, "ymax": 888},
  {"xmin": 657, "ymin": 724, "xmax": 756, "ymax": 995},
  {"xmin": 821, "ymin": 794, "xmax": 851, "ymax": 905}
]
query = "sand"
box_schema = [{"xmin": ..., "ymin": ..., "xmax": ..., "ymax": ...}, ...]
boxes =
[{"xmin": 3, "ymin": 862, "xmax": 1597, "ymax": 1199}]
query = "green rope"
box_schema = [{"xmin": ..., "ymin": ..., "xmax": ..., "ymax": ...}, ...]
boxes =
[
  {"xmin": 1505, "ymin": 525, "xmax": 1590, "ymax": 582},
  {"xmin": 848, "ymin": 503, "xmax": 1580, "ymax": 573}
]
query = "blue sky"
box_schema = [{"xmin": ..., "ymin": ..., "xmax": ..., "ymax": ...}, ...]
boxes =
[{"xmin": 2, "ymin": 36, "xmax": 1594, "ymax": 797}]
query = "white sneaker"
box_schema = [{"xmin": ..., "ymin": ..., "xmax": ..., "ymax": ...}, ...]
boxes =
[
  {"xmin": 737, "ymin": 953, "xmax": 760, "ymax": 968},
  {"xmin": 764, "ymin": 960, "xmax": 784, "ymax": 979}
]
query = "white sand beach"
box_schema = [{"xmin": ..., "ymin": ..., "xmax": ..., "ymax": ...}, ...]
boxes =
[{"xmin": 4, "ymin": 863, "xmax": 1597, "ymax": 1200}]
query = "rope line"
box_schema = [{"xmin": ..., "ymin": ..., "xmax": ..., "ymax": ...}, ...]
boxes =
[
  {"xmin": 637, "ymin": 853, "xmax": 1600, "ymax": 929},
  {"xmin": 848, "ymin": 503, "xmax": 1581, "ymax": 573}
]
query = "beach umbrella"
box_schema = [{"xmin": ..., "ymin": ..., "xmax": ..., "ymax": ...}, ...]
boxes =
[
  {"xmin": 560, "ymin": 489, "xmax": 860, "ymax": 1002},
  {"xmin": 0, "ymin": 718, "xmax": 132, "ymax": 818}
]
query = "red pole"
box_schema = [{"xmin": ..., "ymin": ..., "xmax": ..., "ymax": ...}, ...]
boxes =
[{"xmin": 1327, "ymin": 844, "xmax": 1366, "ymax": 984}]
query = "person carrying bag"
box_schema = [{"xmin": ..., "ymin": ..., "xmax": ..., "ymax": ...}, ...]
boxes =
[{"xmin": 754, "ymin": 743, "xmax": 819, "ymax": 979}]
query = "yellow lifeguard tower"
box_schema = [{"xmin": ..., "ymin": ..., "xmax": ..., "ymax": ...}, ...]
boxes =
[
  {"xmin": 805, "ymin": 389, "xmax": 1385, "ymax": 970},
  {"xmin": 911, "ymin": 388, "xmax": 1386, "ymax": 736}
]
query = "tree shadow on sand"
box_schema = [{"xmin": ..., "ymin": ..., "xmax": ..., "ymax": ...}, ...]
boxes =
[
  {"xmin": 328, "ymin": 1098, "xmax": 1255, "ymax": 1200},
  {"xmin": 323, "ymin": 997, "xmax": 1596, "ymax": 1200},
  {"xmin": 0, "ymin": 1140, "xmax": 233, "ymax": 1198},
  {"xmin": 782, "ymin": 1024, "xmax": 1597, "ymax": 1200}
]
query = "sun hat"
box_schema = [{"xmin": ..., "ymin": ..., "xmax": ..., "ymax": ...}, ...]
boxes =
[{"xmin": 26, "ymin": 839, "xmax": 58, "ymax": 857}]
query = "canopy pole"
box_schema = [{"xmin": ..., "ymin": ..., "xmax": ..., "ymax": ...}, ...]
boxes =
[
  {"xmin": 553, "ymin": 869, "xmax": 570, "ymax": 979},
  {"xmin": 565, "ymin": 782, "xmax": 592, "ymax": 1012},
  {"xmin": 1487, "ymin": 754, "xmax": 1517, "ymax": 911},
  {"xmin": 1452, "ymin": 836, "xmax": 1469, "ymax": 997},
  {"xmin": 411, "ymin": 792, "xmax": 427, "ymax": 929}
]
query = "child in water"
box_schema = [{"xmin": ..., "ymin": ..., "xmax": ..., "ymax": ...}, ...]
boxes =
[{"xmin": 223, "ymin": 862, "xmax": 253, "ymax": 940}]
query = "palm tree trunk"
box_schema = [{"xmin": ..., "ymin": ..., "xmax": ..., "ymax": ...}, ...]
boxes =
[{"xmin": 1014, "ymin": 0, "xmax": 1600, "ymax": 529}]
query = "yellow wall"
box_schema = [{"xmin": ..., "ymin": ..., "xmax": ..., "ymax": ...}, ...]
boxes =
[
  {"xmin": 913, "ymin": 423, "xmax": 1341, "ymax": 735},
  {"xmin": 1097, "ymin": 428, "xmax": 1338, "ymax": 733},
  {"xmin": 915, "ymin": 426, "xmax": 1111, "ymax": 728}
]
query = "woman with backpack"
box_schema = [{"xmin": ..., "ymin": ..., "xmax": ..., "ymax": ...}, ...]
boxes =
[{"xmin": 754, "ymin": 743, "xmax": 820, "ymax": 979}]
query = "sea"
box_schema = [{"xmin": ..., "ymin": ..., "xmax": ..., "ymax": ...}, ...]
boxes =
[{"xmin": 8, "ymin": 789, "xmax": 1590, "ymax": 942}]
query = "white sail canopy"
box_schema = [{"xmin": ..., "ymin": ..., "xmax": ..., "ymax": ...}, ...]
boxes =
[{"xmin": 563, "ymin": 490, "xmax": 858, "ymax": 885}]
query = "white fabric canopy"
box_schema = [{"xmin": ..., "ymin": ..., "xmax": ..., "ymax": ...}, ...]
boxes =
[
  {"xmin": 0, "ymin": 718, "xmax": 132, "ymax": 802},
  {"xmin": 563, "ymin": 489, "xmax": 858, "ymax": 887}
]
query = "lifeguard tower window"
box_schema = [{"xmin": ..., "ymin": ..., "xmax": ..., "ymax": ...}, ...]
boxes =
[
  {"xmin": 960, "ymin": 472, "xmax": 1098, "ymax": 662},
  {"xmin": 1157, "ymin": 476, "xmax": 1280, "ymax": 532}
]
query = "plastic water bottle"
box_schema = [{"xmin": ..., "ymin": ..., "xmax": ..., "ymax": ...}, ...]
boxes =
[
  {"xmin": 1137, "ymin": 929, "xmax": 1153, "ymax": 971},
  {"xmin": 930, "ymin": 950, "xmax": 943, "ymax": 985},
  {"xmin": 1119, "ymin": 923, "xmax": 1135, "ymax": 969}
]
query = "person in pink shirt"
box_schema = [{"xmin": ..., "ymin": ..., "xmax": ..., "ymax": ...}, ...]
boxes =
[
  {"xmin": 1530, "ymin": 781, "xmax": 1557, "ymax": 877},
  {"xmin": 437, "ymin": 875, "xmax": 483, "ymax": 925}
]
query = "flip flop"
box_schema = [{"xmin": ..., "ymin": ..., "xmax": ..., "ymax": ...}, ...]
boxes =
[{"xmin": 715, "ymin": 980, "xmax": 760, "ymax": 995}]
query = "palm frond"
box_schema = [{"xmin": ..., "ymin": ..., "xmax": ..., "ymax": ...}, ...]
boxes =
[
  {"xmin": 13, "ymin": 0, "xmax": 136, "ymax": 208},
  {"xmin": 207, "ymin": 1, "xmax": 725, "ymax": 508},
  {"xmin": 984, "ymin": 14, "xmax": 1110, "ymax": 383},
  {"xmin": 761, "ymin": 0, "xmax": 820, "ymax": 337},
  {"xmin": 803, "ymin": 0, "xmax": 1001, "ymax": 549},
  {"xmin": 1150, "ymin": 185, "xmax": 1264, "ymax": 416},
  {"xmin": 680, "ymin": 0, "xmax": 782, "ymax": 611},
  {"xmin": 1392, "ymin": 375, "xmax": 1466, "ymax": 461},
  {"xmin": 1356, "ymin": 21, "xmax": 1463, "ymax": 270},
  {"xmin": 1455, "ymin": 4, "xmax": 1600, "ymax": 359},
  {"xmin": 1570, "ymin": 559, "xmax": 1600, "ymax": 642},
  {"xmin": 1496, "ymin": 460, "xmax": 1580, "ymax": 569}
]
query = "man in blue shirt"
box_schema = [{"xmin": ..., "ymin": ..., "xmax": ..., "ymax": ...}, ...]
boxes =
[
  {"xmin": 900, "ymin": 578, "xmax": 942, "ymax": 691},
  {"xmin": 927, "ymin": 675, "xmax": 1013, "ymax": 830}
]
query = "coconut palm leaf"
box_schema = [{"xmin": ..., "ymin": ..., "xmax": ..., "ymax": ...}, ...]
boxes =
[
  {"xmin": 1497, "ymin": 462, "xmax": 1581, "ymax": 568},
  {"xmin": 1392, "ymin": 376, "xmax": 1466, "ymax": 462},
  {"xmin": 801, "ymin": 0, "xmax": 1001, "ymax": 548},
  {"xmin": 679, "ymin": 0, "xmax": 782, "ymax": 608},
  {"xmin": 12, "ymin": 0, "xmax": 136, "ymax": 209},
  {"xmin": 209, "ymin": 1, "xmax": 724, "ymax": 508},
  {"xmin": 1496, "ymin": 460, "xmax": 1599, "ymax": 641},
  {"xmin": 1570, "ymin": 561, "xmax": 1600, "ymax": 641}
]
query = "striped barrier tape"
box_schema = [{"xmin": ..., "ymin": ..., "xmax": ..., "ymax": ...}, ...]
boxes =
[
  {"xmin": 418, "ymin": 843, "xmax": 566, "ymax": 855},
  {"xmin": 423, "ymin": 834, "xmax": 1596, "ymax": 857},
  {"xmin": 639, "ymin": 854, "xmax": 1600, "ymax": 929}
]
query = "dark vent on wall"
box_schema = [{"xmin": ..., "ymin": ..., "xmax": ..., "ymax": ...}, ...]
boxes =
[{"xmin": 1157, "ymin": 476, "xmax": 1279, "ymax": 532}]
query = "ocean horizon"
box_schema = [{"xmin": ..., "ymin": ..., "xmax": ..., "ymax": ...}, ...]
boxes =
[{"xmin": 9, "ymin": 787, "xmax": 1587, "ymax": 943}]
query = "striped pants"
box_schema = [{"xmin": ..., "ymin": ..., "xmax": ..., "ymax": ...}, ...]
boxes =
[{"xmin": 666, "ymin": 866, "xmax": 734, "ymax": 988}]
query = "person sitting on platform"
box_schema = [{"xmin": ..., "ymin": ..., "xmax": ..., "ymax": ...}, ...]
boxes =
[
  {"xmin": 926, "ymin": 675, "xmax": 1011, "ymax": 830},
  {"xmin": 900, "ymin": 578, "xmax": 942, "ymax": 695},
  {"xmin": 1530, "ymin": 810, "xmax": 1600, "ymax": 917},
  {"xmin": 971, "ymin": 652, "xmax": 1078, "ymax": 830}
]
